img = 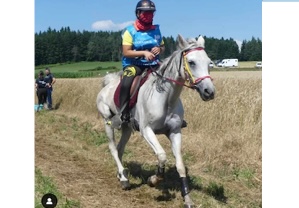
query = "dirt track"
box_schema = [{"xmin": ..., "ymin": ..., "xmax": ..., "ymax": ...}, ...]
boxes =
[{"xmin": 35, "ymin": 113, "xmax": 193, "ymax": 208}]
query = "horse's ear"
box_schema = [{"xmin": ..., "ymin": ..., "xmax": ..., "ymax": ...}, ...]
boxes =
[
  {"xmin": 176, "ymin": 34, "xmax": 188, "ymax": 49},
  {"xmin": 197, "ymin": 36, "xmax": 205, "ymax": 48}
]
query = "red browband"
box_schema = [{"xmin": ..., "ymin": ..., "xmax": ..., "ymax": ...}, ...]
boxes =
[{"xmin": 184, "ymin": 47, "xmax": 204, "ymax": 55}]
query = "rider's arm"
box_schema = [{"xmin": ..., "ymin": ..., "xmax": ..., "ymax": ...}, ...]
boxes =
[
  {"xmin": 51, "ymin": 76, "xmax": 56, "ymax": 86},
  {"xmin": 122, "ymin": 45, "xmax": 149, "ymax": 58},
  {"xmin": 150, "ymin": 39, "xmax": 165, "ymax": 55}
]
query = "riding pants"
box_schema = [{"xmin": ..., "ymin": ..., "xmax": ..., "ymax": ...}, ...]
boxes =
[
  {"xmin": 119, "ymin": 65, "xmax": 144, "ymax": 115},
  {"xmin": 37, "ymin": 88, "xmax": 47, "ymax": 106}
]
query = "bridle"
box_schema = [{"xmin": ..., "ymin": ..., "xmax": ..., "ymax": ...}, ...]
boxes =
[
  {"xmin": 182, "ymin": 47, "xmax": 213, "ymax": 88},
  {"xmin": 154, "ymin": 47, "xmax": 213, "ymax": 89}
]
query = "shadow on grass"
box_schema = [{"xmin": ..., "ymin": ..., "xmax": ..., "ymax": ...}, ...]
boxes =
[
  {"xmin": 124, "ymin": 161, "xmax": 227, "ymax": 203},
  {"xmin": 54, "ymin": 97, "xmax": 63, "ymax": 110}
]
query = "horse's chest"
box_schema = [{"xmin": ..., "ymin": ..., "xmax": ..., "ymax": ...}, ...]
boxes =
[{"xmin": 148, "ymin": 109, "xmax": 167, "ymax": 123}]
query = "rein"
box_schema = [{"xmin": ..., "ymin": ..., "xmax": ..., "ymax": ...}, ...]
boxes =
[{"xmin": 153, "ymin": 47, "xmax": 213, "ymax": 89}]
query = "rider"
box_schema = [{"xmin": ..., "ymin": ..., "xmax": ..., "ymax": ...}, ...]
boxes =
[{"xmin": 119, "ymin": 0, "xmax": 165, "ymax": 122}]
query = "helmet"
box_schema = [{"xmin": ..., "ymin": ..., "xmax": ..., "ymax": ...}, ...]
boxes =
[{"xmin": 135, "ymin": 0, "xmax": 156, "ymax": 16}]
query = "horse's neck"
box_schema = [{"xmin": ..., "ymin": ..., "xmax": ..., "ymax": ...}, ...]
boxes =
[
  {"xmin": 153, "ymin": 52, "xmax": 184, "ymax": 108},
  {"xmin": 165, "ymin": 83, "xmax": 184, "ymax": 109}
]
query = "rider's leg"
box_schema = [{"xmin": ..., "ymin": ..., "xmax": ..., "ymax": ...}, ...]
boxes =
[{"xmin": 119, "ymin": 65, "xmax": 141, "ymax": 122}]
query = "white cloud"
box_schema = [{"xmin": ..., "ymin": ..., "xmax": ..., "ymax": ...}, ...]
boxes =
[{"xmin": 91, "ymin": 20, "xmax": 134, "ymax": 31}]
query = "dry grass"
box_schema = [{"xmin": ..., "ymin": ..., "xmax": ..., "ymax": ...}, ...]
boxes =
[
  {"xmin": 238, "ymin": 61, "xmax": 259, "ymax": 68},
  {"xmin": 35, "ymin": 71, "xmax": 262, "ymax": 208},
  {"xmin": 213, "ymin": 61, "xmax": 260, "ymax": 69}
]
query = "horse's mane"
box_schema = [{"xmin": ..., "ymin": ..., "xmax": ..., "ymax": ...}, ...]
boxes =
[
  {"xmin": 154, "ymin": 37, "xmax": 202, "ymax": 79},
  {"xmin": 157, "ymin": 50, "xmax": 181, "ymax": 76}
]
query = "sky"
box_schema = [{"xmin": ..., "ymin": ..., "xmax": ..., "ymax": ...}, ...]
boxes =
[{"xmin": 35, "ymin": 0, "xmax": 262, "ymax": 47}]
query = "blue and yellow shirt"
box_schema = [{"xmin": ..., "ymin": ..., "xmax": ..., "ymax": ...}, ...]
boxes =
[{"xmin": 122, "ymin": 24, "xmax": 164, "ymax": 68}]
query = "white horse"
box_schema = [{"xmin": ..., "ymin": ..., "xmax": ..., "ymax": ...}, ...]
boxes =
[{"xmin": 96, "ymin": 34, "xmax": 215, "ymax": 208}]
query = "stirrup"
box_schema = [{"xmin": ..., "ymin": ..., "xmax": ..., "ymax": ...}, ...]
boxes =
[
  {"xmin": 121, "ymin": 113, "xmax": 131, "ymax": 123},
  {"xmin": 107, "ymin": 115, "xmax": 122, "ymax": 129}
]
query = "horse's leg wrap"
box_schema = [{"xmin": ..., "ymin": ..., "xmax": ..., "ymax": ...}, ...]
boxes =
[{"xmin": 181, "ymin": 177, "xmax": 190, "ymax": 197}]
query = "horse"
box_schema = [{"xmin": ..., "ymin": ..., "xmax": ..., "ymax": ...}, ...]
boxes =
[{"xmin": 96, "ymin": 34, "xmax": 215, "ymax": 208}]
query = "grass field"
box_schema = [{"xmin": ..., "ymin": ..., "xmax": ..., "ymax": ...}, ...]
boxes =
[
  {"xmin": 35, "ymin": 70, "xmax": 262, "ymax": 207},
  {"xmin": 35, "ymin": 168, "xmax": 80, "ymax": 208},
  {"xmin": 34, "ymin": 61, "xmax": 261, "ymax": 78},
  {"xmin": 35, "ymin": 61, "xmax": 122, "ymax": 73},
  {"xmin": 35, "ymin": 62, "xmax": 122, "ymax": 78},
  {"xmin": 237, "ymin": 61, "xmax": 259, "ymax": 68}
]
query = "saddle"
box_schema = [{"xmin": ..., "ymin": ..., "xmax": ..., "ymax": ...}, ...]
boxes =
[{"xmin": 113, "ymin": 69, "xmax": 153, "ymax": 109}]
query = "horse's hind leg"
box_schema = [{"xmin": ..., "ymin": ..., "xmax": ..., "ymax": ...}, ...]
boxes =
[
  {"xmin": 98, "ymin": 103, "xmax": 131, "ymax": 190},
  {"xmin": 116, "ymin": 123, "xmax": 132, "ymax": 189},
  {"xmin": 104, "ymin": 124, "xmax": 131, "ymax": 190},
  {"xmin": 168, "ymin": 131, "xmax": 194, "ymax": 208},
  {"xmin": 117, "ymin": 123, "xmax": 132, "ymax": 161}
]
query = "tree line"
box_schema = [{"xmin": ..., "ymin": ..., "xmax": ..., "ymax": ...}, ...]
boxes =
[{"xmin": 35, "ymin": 27, "xmax": 262, "ymax": 66}]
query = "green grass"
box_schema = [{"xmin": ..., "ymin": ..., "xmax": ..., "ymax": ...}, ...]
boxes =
[
  {"xmin": 35, "ymin": 61, "xmax": 122, "ymax": 78},
  {"xmin": 35, "ymin": 61, "xmax": 122, "ymax": 73},
  {"xmin": 233, "ymin": 167, "xmax": 256, "ymax": 188},
  {"xmin": 35, "ymin": 168, "xmax": 81, "ymax": 208},
  {"xmin": 37, "ymin": 113, "xmax": 108, "ymax": 147},
  {"xmin": 35, "ymin": 61, "xmax": 260, "ymax": 78}
]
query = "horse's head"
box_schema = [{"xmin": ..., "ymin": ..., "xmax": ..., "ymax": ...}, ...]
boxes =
[{"xmin": 176, "ymin": 34, "xmax": 215, "ymax": 101}]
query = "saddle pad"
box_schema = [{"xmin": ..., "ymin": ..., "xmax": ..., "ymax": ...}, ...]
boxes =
[{"xmin": 113, "ymin": 70, "xmax": 152, "ymax": 109}]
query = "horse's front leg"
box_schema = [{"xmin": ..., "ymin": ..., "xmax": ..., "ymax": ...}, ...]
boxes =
[
  {"xmin": 141, "ymin": 126, "xmax": 167, "ymax": 187},
  {"xmin": 169, "ymin": 131, "xmax": 195, "ymax": 208}
]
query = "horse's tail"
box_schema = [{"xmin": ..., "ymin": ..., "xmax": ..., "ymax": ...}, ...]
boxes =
[{"xmin": 102, "ymin": 71, "xmax": 122, "ymax": 88}]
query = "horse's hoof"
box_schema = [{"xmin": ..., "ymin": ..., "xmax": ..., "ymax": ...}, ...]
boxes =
[
  {"xmin": 147, "ymin": 175, "xmax": 163, "ymax": 187},
  {"xmin": 120, "ymin": 180, "xmax": 131, "ymax": 190},
  {"xmin": 181, "ymin": 120, "xmax": 188, "ymax": 128},
  {"xmin": 147, "ymin": 177, "xmax": 155, "ymax": 187},
  {"xmin": 183, "ymin": 204, "xmax": 195, "ymax": 208}
]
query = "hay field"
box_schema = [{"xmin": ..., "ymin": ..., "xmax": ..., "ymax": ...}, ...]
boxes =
[{"xmin": 35, "ymin": 71, "xmax": 262, "ymax": 208}]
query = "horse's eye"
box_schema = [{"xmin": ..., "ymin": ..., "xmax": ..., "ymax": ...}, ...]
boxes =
[{"xmin": 188, "ymin": 61, "xmax": 195, "ymax": 66}]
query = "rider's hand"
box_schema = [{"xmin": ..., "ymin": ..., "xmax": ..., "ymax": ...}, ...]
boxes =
[
  {"xmin": 144, "ymin": 51, "xmax": 156, "ymax": 61},
  {"xmin": 151, "ymin": 46, "xmax": 161, "ymax": 55}
]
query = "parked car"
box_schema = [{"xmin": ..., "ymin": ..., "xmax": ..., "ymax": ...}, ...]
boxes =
[
  {"xmin": 214, "ymin": 60, "xmax": 222, "ymax": 66},
  {"xmin": 255, "ymin": 62, "xmax": 262, "ymax": 68},
  {"xmin": 209, "ymin": 62, "xmax": 214, "ymax": 68},
  {"xmin": 217, "ymin": 59, "xmax": 238, "ymax": 67},
  {"xmin": 217, "ymin": 62, "xmax": 223, "ymax": 67}
]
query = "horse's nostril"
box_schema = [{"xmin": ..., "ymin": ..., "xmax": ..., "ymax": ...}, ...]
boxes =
[
  {"xmin": 204, "ymin": 88, "xmax": 211, "ymax": 95},
  {"xmin": 204, "ymin": 89, "xmax": 214, "ymax": 98}
]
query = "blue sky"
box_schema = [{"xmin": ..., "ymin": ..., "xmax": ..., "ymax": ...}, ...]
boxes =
[{"xmin": 35, "ymin": 0, "xmax": 262, "ymax": 45}]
